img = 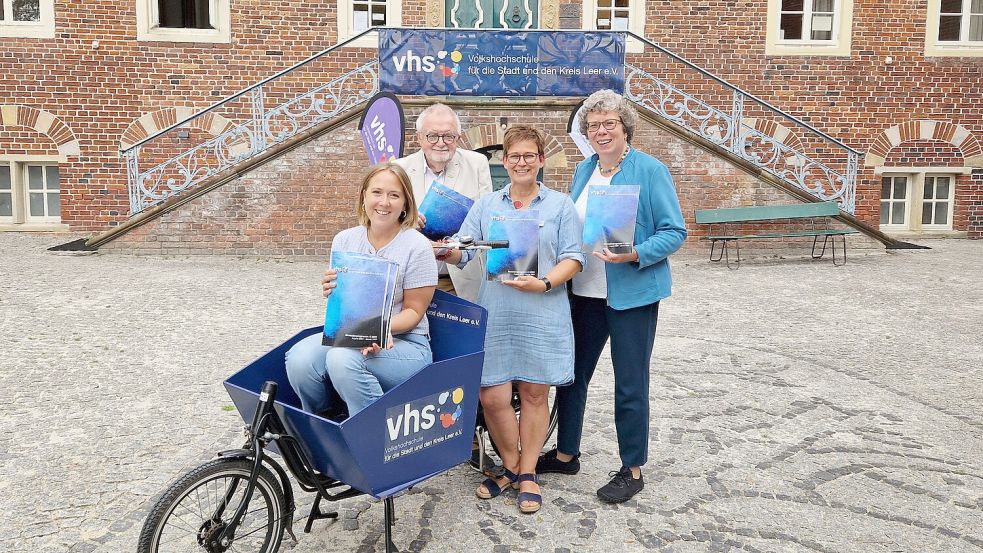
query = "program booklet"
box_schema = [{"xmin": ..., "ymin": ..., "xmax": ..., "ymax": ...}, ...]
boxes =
[
  {"xmin": 418, "ymin": 182, "xmax": 475, "ymax": 241},
  {"xmin": 486, "ymin": 210, "xmax": 540, "ymax": 281},
  {"xmin": 583, "ymin": 185, "xmax": 640, "ymax": 254},
  {"xmin": 323, "ymin": 251, "xmax": 399, "ymax": 348}
]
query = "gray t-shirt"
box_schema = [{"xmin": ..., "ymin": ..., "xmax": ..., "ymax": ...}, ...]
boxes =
[{"xmin": 331, "ymin": 226, "xmax": 438, "ymax": 337}]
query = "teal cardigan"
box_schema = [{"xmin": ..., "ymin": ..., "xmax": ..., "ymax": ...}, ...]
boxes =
[{"xmin": 569, "ymin": 147, "xmax": 687, "ymax": 310}]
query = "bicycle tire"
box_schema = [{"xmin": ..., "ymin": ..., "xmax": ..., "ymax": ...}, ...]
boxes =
[{"xmin": 137, "ymin": 457, "xmax": 286, "ymax": 553}]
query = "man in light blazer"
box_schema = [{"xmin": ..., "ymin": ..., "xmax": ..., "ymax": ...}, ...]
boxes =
[
  {"xmin": 395, "ymin": 104, "xmax": 498, "ymax": 476},
  {"xmin": 395, "ymin": 103, "xmax": 493, "ymax": 303}
]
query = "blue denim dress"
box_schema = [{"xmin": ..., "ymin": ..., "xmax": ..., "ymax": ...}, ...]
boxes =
[{"xmin": 458, "ymin": 184, "xmax": 585, "ymax": 387}]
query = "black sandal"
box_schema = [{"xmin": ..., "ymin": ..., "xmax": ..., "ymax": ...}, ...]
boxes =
[
  {"xmin": 516, "ymin": 473, "xmax": 542, "ymax": 514},
  {"xmin": 475, "ymin": 468, "xmax": 518, "ymax": 499}
]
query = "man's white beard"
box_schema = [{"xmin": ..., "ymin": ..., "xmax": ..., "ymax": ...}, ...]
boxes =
[{"xmin": 427, "ymin": 150, "xmax": 453, "ymax": 165}]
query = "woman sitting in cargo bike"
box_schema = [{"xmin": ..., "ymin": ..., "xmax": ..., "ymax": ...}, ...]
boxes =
[
  {"xmin": 137, "ymin": 161, "xmax": 492, "ymax": 553},
  {"xmin": 284, "ymin": 161, "xmax": 438, "ymax": 418}
]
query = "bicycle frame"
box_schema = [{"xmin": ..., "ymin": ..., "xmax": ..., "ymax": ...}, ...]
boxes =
[{"xmin": 208, "ymin": 381, "xmax": 364, "ymax": 551}]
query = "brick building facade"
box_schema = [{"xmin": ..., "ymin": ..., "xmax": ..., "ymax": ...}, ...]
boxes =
[{"xmin": 2, "ymin": 0, "xmax": 982, "ymax": 246}]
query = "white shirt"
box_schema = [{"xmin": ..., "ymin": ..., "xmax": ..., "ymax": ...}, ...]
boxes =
[
  {"xmin": 423, "ymin": 166, "xmax": 445, "ymax": 195},
  {"xmin": 571, "ymin": 167, "xmax": 611, "ymax": 298}
]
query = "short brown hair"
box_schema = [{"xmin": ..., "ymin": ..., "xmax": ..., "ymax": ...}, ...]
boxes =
[
  {"xmin": 355, "ymin": 161, "xmax": 418, "ymax": 230},
  {"xmin": 502, "ymin": 125, "xmax": 546, "ymax": 156}
]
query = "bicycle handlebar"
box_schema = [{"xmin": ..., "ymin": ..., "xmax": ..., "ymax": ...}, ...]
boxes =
[{"xmin": 435, "ymin": 236, "xmax": 509, "ymax": 251}]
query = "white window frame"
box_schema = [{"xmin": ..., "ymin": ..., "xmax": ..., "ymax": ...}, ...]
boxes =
[
  {"xmin": 0, "ymin": 155, "xmax": 68, "ymax": 231},
  {"xmin": 876, "ymin": 166, "xmax": 970, "ymax": 232},
  {"xmin": 0, "ymin": 0, "xmax": 55, "ymax": 39},
  {"xmin": 920, "ymin": 174, "xmax": 957, "ymax": 230},
  {"xmin": 926, "ymin": 0, "xmax": 983, "ymax": 57},
  {"xmin": 337, "ymin": 0, "xmax": 400, "ymax": 48},
  {"xmin": 136, "ymin": 0, "xmax": 231, "ymax": 43},
  {"xmin": 878, "ymin": 174, "xmax": 911, "ymax": 229},
  {"xmin": 583, "ymin": 0, "xmax": 646, "ymax": 53},
  {"xmin": 765, "ymin": 0, "xmax": 853, "ymax": 56}
]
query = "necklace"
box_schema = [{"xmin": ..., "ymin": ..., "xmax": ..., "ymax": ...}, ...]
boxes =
[
  {"xmin": 598, "ymin": 146, "xmax": 630, "ymax": 176},
  {"xmin": 510, "ymin": 185, "xmax": 538, "ymax": 209}
]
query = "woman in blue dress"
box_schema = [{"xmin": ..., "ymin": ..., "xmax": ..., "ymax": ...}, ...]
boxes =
[{"xmin": 442, "ymin": 125, "xmax": 584, "ymax": 514}]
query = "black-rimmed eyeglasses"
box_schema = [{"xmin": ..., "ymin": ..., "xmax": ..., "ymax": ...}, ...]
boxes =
[
  {"xmin": 424, "ymin": 133, "xmax": 459, "ymax": 144},
  {"xmin": 586, "ymin": 119, "xmax": 622, "ymax": 133}
]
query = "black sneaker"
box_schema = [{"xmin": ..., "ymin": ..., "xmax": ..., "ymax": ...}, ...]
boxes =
[
  {"xmin": 535, "ymin": 448, "xmax": 581, "ymax": 475},
  {"xmin": 597, "ymin": 467, "xmax": 644, "ymax": 503}
]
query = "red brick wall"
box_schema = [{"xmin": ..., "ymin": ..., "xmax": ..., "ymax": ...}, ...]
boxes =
[
  {"xmin": 1, "ymin": 0, "xmax": 371, "ymax": 230},
  {"xmin": 970, "ymin": 170, "xmax": 983, "ymax": 238},
  {"xmin": 2, "ymin": 0, "xmax": 981, "ymax": 241},
  {"xmin": 104, "ymin": 105, "xmax": 873, "ymax": 256},
  {"xmin": 631, "ymin": 0, "xmax": 983, "ymax": 232},
  {"xmin": 0, "ymin": 129, "xmax": 59, "ymax": 156},
  {"xmin": 883, "ymin": 141, "xmax": 965, "ymax": 168}
]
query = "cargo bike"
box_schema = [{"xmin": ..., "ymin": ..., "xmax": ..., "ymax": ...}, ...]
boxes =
[{"xmin": 137, "ymin": 239, "xmax": 559, "ymax": 553}]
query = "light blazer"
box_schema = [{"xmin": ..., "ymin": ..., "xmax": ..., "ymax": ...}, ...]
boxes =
[{"xmin": 394, "ymin": 148, "xmax": 493, "ymax": 302}]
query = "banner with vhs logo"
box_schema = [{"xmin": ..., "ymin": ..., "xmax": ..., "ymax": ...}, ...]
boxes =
[{"xmin": 379, "ymin": 30, "xmax": 625, "ymax": 97}]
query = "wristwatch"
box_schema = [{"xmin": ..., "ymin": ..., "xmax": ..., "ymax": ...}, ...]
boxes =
[{"xmin": 539, "ymin": 277, "xmax": 552, "ymax": 292}]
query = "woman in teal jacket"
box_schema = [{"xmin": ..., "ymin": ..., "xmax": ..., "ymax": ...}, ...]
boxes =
[{"xmin": 537, "ymin": 89, "xmax": 687, "ymax": 503}]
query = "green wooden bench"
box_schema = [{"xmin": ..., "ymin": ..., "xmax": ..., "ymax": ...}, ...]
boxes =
[{"xmin": 694, "ymin": 202, "xmax": 859, "ymax": 268}]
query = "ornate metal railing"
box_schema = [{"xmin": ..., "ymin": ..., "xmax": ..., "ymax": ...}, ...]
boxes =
[
  {"xmin": 121, "ymin": 28, "xmax": 861, "ymax": 216},
  {"xmin": 121, "ymin": 34, "xmax": 379, "ymax": 215},
  {"xmin": 623, "ymin": 34, "xmax": 861, "ymax": 214}
]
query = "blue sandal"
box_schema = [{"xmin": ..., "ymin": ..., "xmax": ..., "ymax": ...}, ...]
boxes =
[
  {"xmin": 516, "ymin": 473, "xmax": 542, "ymax": 514},
  {"xmin": 475, "ymin": 468, "xmax": 518, "ymax": 499}
]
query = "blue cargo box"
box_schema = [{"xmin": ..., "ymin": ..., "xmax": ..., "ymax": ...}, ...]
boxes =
[{"xmin": 224, "ymin": 291, "xmax": 487, "ymax": 498}]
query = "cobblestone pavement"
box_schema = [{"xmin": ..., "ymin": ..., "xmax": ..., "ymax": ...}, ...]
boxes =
[{"xmin": 1, "ymin": 232, "xmax": 981, "ymax": 553}]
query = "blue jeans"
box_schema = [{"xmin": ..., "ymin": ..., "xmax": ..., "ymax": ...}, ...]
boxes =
[
  {"xmin": 285, "ymin": 332, "xmax": 432, "ymax": 416},
  {"xmin": 555, "ymin": 294, "xmax": 660, "ymax": 468}
]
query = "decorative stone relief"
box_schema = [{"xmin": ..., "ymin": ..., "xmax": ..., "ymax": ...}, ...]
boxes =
[
  {"xmin": 541, "ymin": 0, "xmax": 560, "ymax": 29},
  {"xmin": 427, "ymin": 0, "xmax": 444, "ymax": 27}
]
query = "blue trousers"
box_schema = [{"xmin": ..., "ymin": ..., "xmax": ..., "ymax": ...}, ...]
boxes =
[
  {"xmin": 555, "ymin": 294, "xmax": 660, "ymax": 468},
  {"xmin": 285, "ymin": 332, "xmax": 432, "ymax": 416}
]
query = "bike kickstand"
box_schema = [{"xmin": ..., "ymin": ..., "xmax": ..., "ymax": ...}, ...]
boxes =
[
  {"xmin": 384, "ymin": 496, "xmax": 399, "ymax": 553},
  {"xmin": 304, "ymin": 492, "xmax": 339, "ymax": 534}
]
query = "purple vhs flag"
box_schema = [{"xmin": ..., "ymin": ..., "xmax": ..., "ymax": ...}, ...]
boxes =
[{"xmin": 358, "ymin": 92, "xmax": 406, "ymax": 164}]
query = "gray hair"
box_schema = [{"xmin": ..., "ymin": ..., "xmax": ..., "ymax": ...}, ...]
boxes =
[
  {"xmin": 415, "ymin": 103, "xmax": 462, "ymax": 134},
  {"xmin": 578, "ymin": 89, "xmax": 638, "ymax": 143}
]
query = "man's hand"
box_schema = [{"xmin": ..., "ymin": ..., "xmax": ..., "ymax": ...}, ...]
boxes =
[
  {"xmin": 591, "ymin": 248, "xmax": 638, "ymax": 264},
  {"xmin": 433, "ymin": 240, "xmax": 461, "ymax": 264}
]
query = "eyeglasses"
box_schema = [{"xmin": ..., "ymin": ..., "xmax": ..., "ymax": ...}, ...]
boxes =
[
  {"xmin": 424, "ymin": 133, "xmax": 459, "ymax": 144},
  {"xmin": 504, "ymin": 152, "xmax": 541, "ymax": 165},
  {"xmin": 586, "ymin": 119, "xmax": 622, "ymax": 133}
]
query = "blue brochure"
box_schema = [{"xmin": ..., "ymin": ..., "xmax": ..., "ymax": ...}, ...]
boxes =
[
  {"xmin": 583, "ymin": 185, "xmax": 640, "ymax": 254},
  {"xmin": 323, "ymin": 251, "xmax": 399, "ymax": 348},
  {"xmin": 486, "ymin": 210, "xmax": 540, "ymax": 281},
  {"xmin": 418, "ymin": 182, "xmax": 475, "ymax": 241}
]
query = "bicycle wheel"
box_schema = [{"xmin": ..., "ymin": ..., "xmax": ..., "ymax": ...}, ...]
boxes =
[
  {"xmin": 544, "ymin": 386, "xmax": 559, "ymax": 443},
  {"xmin": 137, "ymin": 457, "xmax": 286, "ymax": 553}
]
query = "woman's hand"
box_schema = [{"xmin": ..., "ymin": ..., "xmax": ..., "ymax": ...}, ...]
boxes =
[
  {"xmin": 416, "ymin": 212, "xmax": 427, "ymax": 230},
  {"xmin": 321, "ymin": 268, "xmax": 338, "ymax": 298},
  {"xmin": 360, "ymin": 332, "xmax": 395, "ymax": 356},
  {"xmin": 433, "ymin": 240, "xmax": 462, "ymax": 264},
  {"xmin": 501, "ymin": 275, "xmax": 548, "ymax": 293},
  {"xmin": 592, "ymin": 248, "xmax": 639, "ymax": 264}
]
